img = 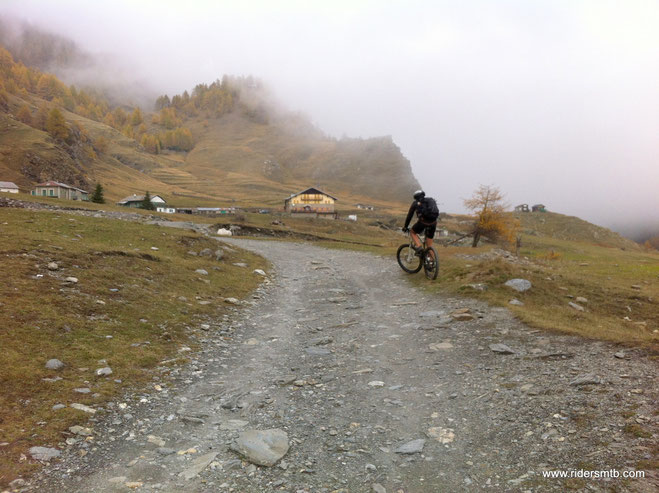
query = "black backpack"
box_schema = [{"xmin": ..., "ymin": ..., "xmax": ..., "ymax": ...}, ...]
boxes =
[{"xmin": 418, "ymin": 197, "xmax": 439, "ymax": 221}]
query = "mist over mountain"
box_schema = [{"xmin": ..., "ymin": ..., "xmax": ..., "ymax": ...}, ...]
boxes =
[
  {"xmin": 0, "ymin": 17, "xmax": 157, "ymax": 108},
  {"xmin": 1, "ymin": 3, "xmax": 656, "ymax": 242}
]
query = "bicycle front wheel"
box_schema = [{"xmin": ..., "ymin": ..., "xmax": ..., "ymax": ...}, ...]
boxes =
[
  {"xmin": 397, "ymin": 244, "xmax": 423, "ymax": 273},
  {"xmin": 423, "ymin": 246, "xmax": 439, "ymax": 280}
]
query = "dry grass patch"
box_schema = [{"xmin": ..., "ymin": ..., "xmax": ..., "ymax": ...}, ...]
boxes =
[{"xmin": 0, "ymin": 207, "xmax": 266, "ymax": 487}]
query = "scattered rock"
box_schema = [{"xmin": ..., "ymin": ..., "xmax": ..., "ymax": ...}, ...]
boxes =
[
  {"xmin": 451, "ymin": 312, "xmax": 474, "ymax": 321},
  {"xmin": 147, "ymin": 435, "xmax": 166, "ymax": 447},
  {"xmin": 568, "ymin": 302, "xmax": 585, "ymax": 312},
  {"xmin": 96, "ymin": 367, "xmax": 113, "ymax": 376},
  {"xmin": 29, "ymin": 446, "xmax": 61, "ymax": 461},
  {"xmin": 489, "ymin": 343, "xmax": 515, "ymax": 354},
  {"xmin": 64, "ymin": 277, "xmax": 78, "ymax": 284},
  {"xmin": 372, "ymin": 484, "xmax": 387, "ymax": 493},
  {"xmin": 45, "ymin": 359, "xmax": 64, "ymax": 370},
  {"xmin": 429, "ymin": 342, "xmax": 453, "ymax": 351},
  {"xmin": 368, "ymin": 381, "xmax": 385, "ymax": 388},
  {"xmin": 195, "ymin": 269, "xmax": 208, "ymax": 276},
  {"xmin": 631, "ymin": 285, "xmax": 641, "ymax": 290},
  {"xmin": 47, "ymin": 262, "xmax": 58, "ymax": 271},
  {"xmin": 70, "ymin": 403, "xmax": 96, "ymax": 414},
  {"xmin": 219, "ymin": 419, "xmax": 249, "ymax": 431},
  {"xmin": 569, "ymin": 374, "xmax": 602, "ymax": 386},
  {"xmin": 179, "ymin": 451, "xmax": 218, "ymax": 480},
  {"xmin": 217, "ymin": 228, "xmax": 232, "ymax": 236},
  {"xmin": 509, "ymin": 299, "xmax": 524, "ymax": 306},
  {"xmin": 231, "ymin": 429, "xmax": 290, "ymax": 466},
  {"xmin": 156, "ymin": 447, "xmax": 175, "ymax": 456},
  {"xmin": 224, "ymin": 297, "xmax": 240, "ymax": 305},
  {"xmin": 52, "ymin": 404, "xmax": 65, "ymax": 410},
  {"xmin": 214, "ymin": 249, "xmax": 224, "ymax": 261},
  {"xmin": 504, "ymin": 278, "xmax": 532, "ymax": 292},
  {"xmin": 69, "ymin": 426, "xmax": 92, "ymax": 436},
  {"xmin": 614, "ymin": 351, "xmax": 626, "ymax": 359},
  {"xmin": 199, "ymin": 248, "xmax": 213, "ymax": 257},
  {"xmin": 394, "ymin": 439, "xmax": 425, "ymax": 454},
  {"xmin": 74, "ymin": 387, "xmax": 91, "ymax": 394},
  {"xmin": 576, "ymin": 296, "xmax": 588, "ymax": 303},
  {"xmin": 253, "ymin": 269, "xmax": 267, "ymax": 276},
  {"xmin": 427, "ymin": 427, "xmax": 455, "ymax": 444}
]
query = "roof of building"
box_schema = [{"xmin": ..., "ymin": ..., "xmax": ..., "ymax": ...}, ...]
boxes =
[
  {"xmin": 117, "ymin": 194, "xmax": 165, "ymax": 204},
  {"xmin": 34, "ymin": 181, "xmax": 88, "ymax": 193},
  {"xmin": 286, "ymin": 187, "xmax": 338, "ymax": 201},
  {"xmin": 0, "ymin": 181, "xmax": 19, "ymax": 189}
]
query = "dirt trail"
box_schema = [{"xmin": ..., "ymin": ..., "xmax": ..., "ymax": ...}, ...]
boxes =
[{"xmin": 24, "ymin": 239, "xmax": 657, "ymax": 492}]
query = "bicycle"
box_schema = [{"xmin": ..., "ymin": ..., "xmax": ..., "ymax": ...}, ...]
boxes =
[{"xmin": 396, "ymin": 232, "xmax": 439, "ymax": 280}]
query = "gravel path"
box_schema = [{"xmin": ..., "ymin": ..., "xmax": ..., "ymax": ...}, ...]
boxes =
[{"xmin": 23, "ymin": 239, "xmax": 657, "ymax": 492}]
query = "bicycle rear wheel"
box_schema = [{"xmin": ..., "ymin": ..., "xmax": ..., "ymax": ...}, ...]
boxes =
[
  {"xmin": 397, "ymin": 244, "xmax": 423, "ymax": 273},
  {"xmin": 423, "ymin": 246, "xmax": 439, "ymax": 280}
]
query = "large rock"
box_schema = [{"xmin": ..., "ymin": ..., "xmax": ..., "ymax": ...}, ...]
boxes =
[
  {"xmin": 231, "ymin": 429, "xmax": 289, "ymax": 466},
  {"xmin": 504, "ymin": 279, "xmax": 532, "ymax": 292},
  {"xmin": 394, "ymin": 439, "xmax": 425, "ymax": 454},
  {"xmin": 45, "ymin": 359, "xmax": 64, "ymax": 370},
  {"xmin": 29, "ymin": 446, "xmax": 61, "ymax": 461},
  {"xmin": 217, "ymin": 228, "xmax": 232, "ymax": 236}
]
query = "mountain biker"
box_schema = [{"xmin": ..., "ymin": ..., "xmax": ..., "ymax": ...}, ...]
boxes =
[{"xmin": 402, "ymin": 190, "xmax": 439, "ymax": 254}]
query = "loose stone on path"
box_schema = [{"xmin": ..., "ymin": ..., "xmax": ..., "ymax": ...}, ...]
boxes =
[
  {"xmin": 394, "ymin": 439, "xmax": 425, "ymax": 454},
  {"xmin": 231, "ymin": 429, "xmax": 290, "ymax": 466}
]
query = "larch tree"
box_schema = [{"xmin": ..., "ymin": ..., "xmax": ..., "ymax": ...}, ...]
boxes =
[
  {"xmin": 45, "ymin": 107, "xmax": 69, "ymax": 141},
  {"xmin": 131, "ymin": 107, "xmax": 143, "ymax": 126},
  {"xmin": 16, "ymin": 104, "xmax": 32, "ymax": 125},
  {"xmin": 464, "ymin": 185, "xmax": 518, "ymax": 248}
]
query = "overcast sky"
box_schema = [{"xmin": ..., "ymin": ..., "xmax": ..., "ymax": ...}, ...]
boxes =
[{"xmin": 2, "ymin": 0, "xmax": 658, "ymax": 233}]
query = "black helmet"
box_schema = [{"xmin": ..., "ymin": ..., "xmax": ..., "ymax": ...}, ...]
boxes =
[{"xmin": 413, "ymin": 190, "xmax": 425, "ymax": 200}]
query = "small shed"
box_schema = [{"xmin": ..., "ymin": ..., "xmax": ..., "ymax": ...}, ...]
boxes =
[
  {"xmin": 117, "ymin": 194, "xmax": 166, "ymax": 208},
  {"xmin": 515, "ymin": 204, "xmax": 529, "ymax": 212},
  {"xmin": 0, "ymin": 181, "xmax": 19, "ymax": 193},
  {"xmin": 32, "ymin": 181, "xmax": 89, "ymax": 200},
  {"xmin": 532, "ymin": 204, "xmax": 547, "ymax": 212}
]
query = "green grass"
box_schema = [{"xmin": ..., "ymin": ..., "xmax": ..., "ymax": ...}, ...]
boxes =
[
  {"xmin": 410, "ymin": 234, "xmax": 659, "ymax": 347},
  {"xmin": 0, "ymin": 207, "xmax": 267, "ymax": 487}
]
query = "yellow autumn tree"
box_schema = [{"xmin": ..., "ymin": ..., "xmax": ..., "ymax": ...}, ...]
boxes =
[
  {"xmin": 130, "ymin": 107, "xmax": 143, "ymax": 126},
  {"xmin": 17, "ymin": 104, "xmax": 32, "ymax": 125},
  {"xmin": 45, "ymin": 107, "xmax": 69, "ymax": 141},
  {"xmin": 464, "ymin": 185, "xmax": 518, "ymax": 248}
]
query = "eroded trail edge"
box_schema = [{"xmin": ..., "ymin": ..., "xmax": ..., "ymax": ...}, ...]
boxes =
[{"xmin": 26, "ymin": 239, "xmax": 657, "ymax": 492}]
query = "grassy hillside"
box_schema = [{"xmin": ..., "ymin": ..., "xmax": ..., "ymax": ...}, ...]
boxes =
[
  {"xmin": 0, "ymin": 205, "xmax": 267, "ymax": 487},
  {"xmin": 0, "ymin": 41, "xmax": 419, "ymax": 211},
  {"xmin": 517, "ymin": 211, "xmax": 640, "ymax": 250}
]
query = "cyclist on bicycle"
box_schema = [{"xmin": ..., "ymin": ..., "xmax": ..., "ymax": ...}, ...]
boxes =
[{"xmin": 402, "ymin": 190, "xmax": 440, "ymax": 253}]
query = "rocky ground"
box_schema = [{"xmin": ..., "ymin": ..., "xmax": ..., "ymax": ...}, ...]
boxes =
[{"xmin": 12, "ymin": 239, "xmax": 658, "ymax": 493}]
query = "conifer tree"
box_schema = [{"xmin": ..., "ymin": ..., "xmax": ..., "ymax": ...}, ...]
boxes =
[
  {"xmin": 141, "ymin": 191, "xmax": 156, "ymax": 210},
  {"xmin": 91, "ymin": 183, "xmax": 105, "ymax": 203}
]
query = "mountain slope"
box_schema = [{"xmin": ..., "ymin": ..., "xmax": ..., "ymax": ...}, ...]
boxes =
[{"xmin": 0, "ymin": 36, "xmax": 419, "ymax": 209}]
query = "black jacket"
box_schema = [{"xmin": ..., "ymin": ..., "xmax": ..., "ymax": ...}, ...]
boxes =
[{"xmin": 404, "ymin": 200, "xmax": 437, "ymax": 229}]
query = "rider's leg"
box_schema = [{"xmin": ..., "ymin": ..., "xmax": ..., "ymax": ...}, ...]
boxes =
[{"xmin": 410, "ymin": 229, "xmax": 422, "ymax": 249}]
